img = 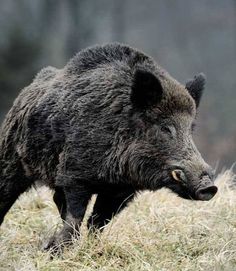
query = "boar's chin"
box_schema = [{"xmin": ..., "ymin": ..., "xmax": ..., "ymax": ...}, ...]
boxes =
[{"xmin": 167, "ymin": 183, "xmax": 194, "ymax": 200}]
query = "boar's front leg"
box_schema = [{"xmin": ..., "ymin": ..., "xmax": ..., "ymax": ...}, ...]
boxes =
[
  {"xmin": 53, "ymin": 187, "xmax": 67, "ymax": 221},
  {"xmin": 87, "ymin": 188, "xmax": 135, "ymax": 231},
  {"xmin": 44, "ymin": 185, "xmax": 91, "ymax": 253}
]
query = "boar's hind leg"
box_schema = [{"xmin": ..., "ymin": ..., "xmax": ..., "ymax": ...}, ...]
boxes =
[
  {"xmin": 44, "ymin": 185, "xmax": 91, "ymax": 252},
  {"xmin": 87, "ymin": 189, "xmax": 135, "ymax": 231},
  {"xmin": 0, "ymin": 163, "xmax": 32, "ymax": 225}
]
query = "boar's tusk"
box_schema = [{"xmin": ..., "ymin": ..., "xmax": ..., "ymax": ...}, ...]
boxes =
[{"xmin": 171, "ymin": 170, "xmax": 181, "ymax": 182}]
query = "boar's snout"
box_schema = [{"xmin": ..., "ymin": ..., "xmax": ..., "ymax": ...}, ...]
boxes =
[
  {"xmin": 171, "ymin": 167, "xmax": 217, "ymax": 201},
  {"xmin": 195, "ymin": 175, "xmax": 218, "ymax": 201},
  {"xmin": 195, "ymin": 184, "xmax": 218, "ymax": 201}
]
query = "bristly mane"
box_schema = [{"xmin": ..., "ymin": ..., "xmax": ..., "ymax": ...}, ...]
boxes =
[{"xmin": 65, "ymin": 43, "xmax": 150, "ymax": 74}]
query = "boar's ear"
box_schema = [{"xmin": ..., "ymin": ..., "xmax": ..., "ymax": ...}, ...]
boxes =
[
  {"xmin": 131, "ymin": 69, "xmax": 163, "ymax": 109},
  {"xmin": 185, "ymin": 73, "xmax": 206, "ymax": 108}
]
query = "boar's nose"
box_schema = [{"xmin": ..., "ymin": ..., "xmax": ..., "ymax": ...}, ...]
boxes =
[
  {"xmin": 171, "ymin": 168, "xmax": 218, "ymax": 201},
  {"xmin": 195, "ymin": 173, "xmax": 217, "ymax": 201},
  {"xmin": 195, "ymin": 185, "xmax": 218, "ymax": 201}
]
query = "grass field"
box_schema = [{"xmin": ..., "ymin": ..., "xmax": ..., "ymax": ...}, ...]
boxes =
[{"xmin": 0, "ymin": 170, "xmax": 235, "ymax": 271}]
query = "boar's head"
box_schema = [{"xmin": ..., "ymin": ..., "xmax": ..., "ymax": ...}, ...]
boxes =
[{"xmin": 128, "ymin": 69, "xmax": 217, "ymax": 201}]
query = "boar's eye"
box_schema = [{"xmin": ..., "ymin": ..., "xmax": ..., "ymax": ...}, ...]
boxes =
[
  {"xmin": 160, "ymin": 125, "xmax": 176, "ymax": 137},
  {"xmin": 161, "ymin": 126, "xmax": 171, "ymax": 134},
  {"xmin": 191, "ymin": 122, "xmax": 197, "ymax": 132}
]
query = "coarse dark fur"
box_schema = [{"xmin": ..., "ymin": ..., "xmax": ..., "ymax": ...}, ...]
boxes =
[{"xmin": 0, "ymin": 43, "xmax": 216, "ymax": 251}]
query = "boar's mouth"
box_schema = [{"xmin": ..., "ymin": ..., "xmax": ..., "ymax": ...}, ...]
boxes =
[{"xmin": 170, "ymin": 169, "xmax": 217, "ymax": 201}]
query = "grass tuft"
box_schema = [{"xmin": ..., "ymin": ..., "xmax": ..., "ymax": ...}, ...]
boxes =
[{"xmin": 0, "ymin": 170, "xmax": 236, "ymax": 271}]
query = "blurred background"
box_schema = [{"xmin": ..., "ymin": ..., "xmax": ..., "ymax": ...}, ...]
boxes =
[{"xmin": 0, "ymin": 0, "xmax": 235, "ymax": 169}]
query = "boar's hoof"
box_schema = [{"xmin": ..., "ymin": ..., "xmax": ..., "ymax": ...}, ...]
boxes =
[
  {"xmin": 43, "ymin": 233, "xmax": 72, "ymax": 256},
  {"xmin": 42, "ymin": 235, "xmax": 63, "ymax": 256}
]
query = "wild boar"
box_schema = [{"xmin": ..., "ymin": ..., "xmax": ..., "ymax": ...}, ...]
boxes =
[{"xmin": 0, "ymin": 43, "xmax": 217, "ymax": 251}]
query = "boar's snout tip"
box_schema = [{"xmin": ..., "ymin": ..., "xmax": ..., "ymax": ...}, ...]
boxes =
[{"xmin": 195, "ymin": 185, "xmax": 218, "ymax": 201}]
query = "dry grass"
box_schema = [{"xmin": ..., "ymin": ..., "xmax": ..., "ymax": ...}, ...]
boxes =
[{"xmin": 0, "ymin": 170, "xmax": 235, "ymax": 271}]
